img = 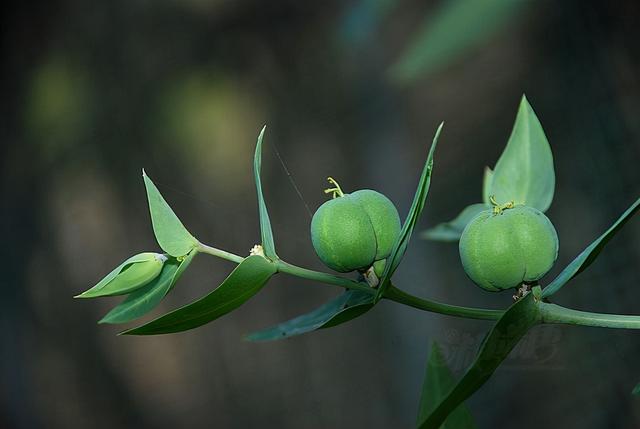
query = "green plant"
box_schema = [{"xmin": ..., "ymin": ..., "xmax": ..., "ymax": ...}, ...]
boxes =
[
  {"xmin": 310, "ymin": 180, "xmax": 401, "ymax": 275},
  {"xmin": 459, "ymin": 204, "xmax": 558, "ymax": 292},
  {"xmin": 77, "ymin": 97, "xmax": 640, "ymax": 428}
]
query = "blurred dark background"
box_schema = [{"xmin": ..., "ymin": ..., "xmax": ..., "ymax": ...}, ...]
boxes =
[{"xmin": 2, "ymin": 0, "xmax": 640, "ymax": 428}]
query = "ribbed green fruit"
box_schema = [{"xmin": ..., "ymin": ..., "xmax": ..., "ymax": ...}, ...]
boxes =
[
  {"xmin": 311, "ymin": 190, "xmax": 401, "ymax": 273},
  {"xmin": 459, "ymin": 205, "xmax": 559, "ymax": 291}
]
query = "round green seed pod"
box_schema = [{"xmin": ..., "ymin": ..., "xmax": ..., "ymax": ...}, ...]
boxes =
[
  {"xmin": 459, "ymin": 205, "xmax": 559, "ymax": 292},
  {"xmin": 311, "ymin": 196, "xmax": 377, "ymax": 272},
  {"xmin": 350, "ymin": 190, "xmax": 402, "ymax": 260}
]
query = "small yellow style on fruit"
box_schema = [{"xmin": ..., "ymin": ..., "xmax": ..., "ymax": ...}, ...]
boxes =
[
  {"xmin": 459, "ymin": 204, "xmax": 558, "ymax": 291},
  {"xmin": 311, "ymin": 178, "xmax": 401, "ymax": 273}
]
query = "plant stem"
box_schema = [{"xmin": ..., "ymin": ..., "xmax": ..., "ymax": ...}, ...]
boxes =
[
  {"xmin": 196, "ymin": 241, "xmax": 503, "ymax": 319},
  {"xmin": 197, "ymin": 242, "xmax": 245, "ymax": 264},
  {"xmin": 539, "ymin": 302, "xmax": 640, "ymax": 329},
  {"xmin": 383, "ymin": 285, "xmax": 504, "ymax": 321},
  {"xmin": 196, "ymin": 241, "xmax": 640, "ymax": 329},
  {"xmin": 197, "ymin": 242, "xmax": 373, "ymax": 293},
  {"xmin": 276, "ymin": 260, "xmax": 374, "ymax": 293}
]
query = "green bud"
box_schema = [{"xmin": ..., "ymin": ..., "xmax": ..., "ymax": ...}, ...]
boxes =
[{"xmin": 75, "ymin": 252, "xmax": 166, "ymax": 298}]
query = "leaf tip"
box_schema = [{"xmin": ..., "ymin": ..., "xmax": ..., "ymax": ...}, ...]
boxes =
[
  {"xmin": 519, "ymin": 93, "xmax": 533, "ymax": 111},
  {"xmin": 74, "ymin": 290, "xmax": 97, "ymax": 299},
  {"xmin": 98, "ymin": 314, "xmax": 116, "ymax": 324}
]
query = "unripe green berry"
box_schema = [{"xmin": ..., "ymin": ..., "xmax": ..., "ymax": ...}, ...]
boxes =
[
  {"xmin": 311, "ymin": 196, "xmax": 377, "ymax": 272},
  {"xmin": 373, "ymin": 259, "xmax": 387, "ymax": 278},
  {"xmin": 310, "ymin": 180, "xmax": 401, "ymax": 273},
  {"xmin": 459, "ymin": 205, "xmax": 558, "ymax": 292},
  {"xmin": 350, "ymin": 190, "xmax": 401, "ymax": 260}
]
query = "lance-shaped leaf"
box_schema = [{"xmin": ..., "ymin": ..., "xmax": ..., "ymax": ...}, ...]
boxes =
[
  {"xmin": 121, "ymin": 255, "xmax": 276, "ymax": 335},
  {"xmin": 633, "ymin": 383, "xmax": 640, "ymax": 396},
  {"xmin": 376, "ymin": 123, "xmax": 442, "ymax": 301},
  {"xmin": 417, "ymin": 341, "xmax": 476, "ymax": 429},
  {"xmin": 390, "ymin": 0, "xmax": 526, "ymax": 83},
  {"xmin": 245, "ymin": 289, "xmax": 374, "ymax": 342},
  {"xmin": 75, "ymin": 252, "xmax": 165, "ymax": 298},
  {"xmin": 254, "ymin": 126, "xmax": 278, "ymax": 259},
  {"xmin": 489, "ymin": 96, "xmax": 555, "ymax": 212},
  {"xmin": 99, "ymin": 250, "xmax": 197, "ymax": 324},
  {"xmin": 419, "ymin": 292, "xmax": 541, "ymax": 429},
  {"xmin": 542, "ymin": 197, "xmax": 640, "ymax": 298},
  {"xmin": 143, "ymin": 171, "xmax": 199, "ymax": 257},
  {"xmin": 482, "ymin": 167, "xmax": 493, "ymax": 205},
  {"xmin": 421, "ymin": 203, "xmax": 488, "ymax": 242}
]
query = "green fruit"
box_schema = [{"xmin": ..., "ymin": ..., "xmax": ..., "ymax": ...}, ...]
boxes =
[
  {"xmin": 310, "ymin": 182, "xmax": 401, "ymax": 273},
  {"xmin": 459, "ymin": 205, "xmax": 558, "ymax": 291},
  {"xmin": 373, "ymin": 259, "xmax": 387, "ymax": 278},
  {"xmin": 350, "ymin": 190, "xmax": 401, "ymax": 260}
]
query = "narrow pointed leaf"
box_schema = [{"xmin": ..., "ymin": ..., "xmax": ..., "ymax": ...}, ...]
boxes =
[
  {"xmin": 421, "ymin": 203, "xmax": 488, "ymax": 242},
  {"xmin": 254, "ymin": 126, "xmax": 278, "ymax": 259},
  {"xmin": 376, "ymin": 123, "xmax": 442, "ymax": 300},
  {"xmin": 245, "ymin": 290, "xmax": 374, "ymax": 342},
  {"xmin": 419, "ymin": 293, "xmax": 541, "ymax": 429},
  {"xmin": 122, "ymin": 255, "xmax": 276, "ymax": 335},
  {"xmin": 390, "ymin": 0, "xmax": 525, "ymax": 83},
  {"xmin": 143, "ymin": 170, "xmax": 198, "ymax": 257},
  {"xmin": 489, "ymin": 96, "xmax": 555, "ymax": 212},
  {"xmin": 542, "ymin": 197, "xmax": 640, "ymax": 298},
  {"xmin": 100, "ymin": 250, "xmax": 197, "ymax": 324},
  {"xmin": 76, "ymin": 253, "xmax": 150, "ymax": 297},
  {"xmin": 482, "ymin": 167, "xmax": 493, "ymax": 205},
  {"xmin": 76, "ymin": 252, "xmax": 164, "ymax": 298},
  {"xmin": 633, "ymin": 383, "xmax": 640, "ymax": 396},
  {"xmin": 417, "ymin": 341, "xmax": 476, "ymax": 428}
]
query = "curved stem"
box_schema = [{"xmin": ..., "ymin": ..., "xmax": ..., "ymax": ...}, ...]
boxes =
[
  {"xmin": 197, "ymin": 242, "xmax": 245, "ymax": 264},
  {"xmin": 539, "ymin": 302, "xmax": 640, "ymax": 329},
  {"xmin": 276, "ymin": 260, "xmax": 374, "ymax": 293},
  {"xmin": 196, "ymin": 241, "xmax": 502, "ymax": 318},
  {"xmin": 196, "ymin": 241, "xmax": 640, "ymax": 329},
  {"xmin": 383, "ymin": 285, "xmax": 504, "ymax": 321}
]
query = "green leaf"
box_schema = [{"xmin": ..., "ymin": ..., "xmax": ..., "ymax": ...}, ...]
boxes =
[
  {"xmin": 421, "ymin": 203, "xmax": 488, "ymax": 242},
  {"xmin": 121, "ymin": 255, "xmax": 276, "ymax": 335},
  {"xmin": 99, "ymin": 250, "xmax": 197, "ymax": 324},
  {"xmin": 419, "ymin": 292, "xmax": 541, "ymax": 429},
  {"xmin": 417, "ymin": 341, "xmax": 476, "ymax": 429},
  {"xmin": 482, "ymin": 167, "xmax": 493, "ymax": 205},
  {"xmin": 390, "ymin": 0, "xmax": 525, "ymax": 83},
  {"xmin": 254, "ymin": 126, "xmax": 278, "ymax": 260},
  {"xmin": 489, "ymin": 96, "xmax": 555, "ymax": 212},
  {"xmin": 245, "ymin": 290, "xmax": 374, "ymax": 342},
  {"xmin": 633, "ymin": 383, "xmax": 640, "ymax": 396},
  {"xmin": 143, "ymin": 170, "xmax": 198, "ymax": 257},
  {"xmin": 75, "ymin": 252, "xmax": 164, "ymax": 298},
  {"xmin": 541, "ymin": 197, "xmax": 640, "ymax": 299},
  {"xmin": 376, "ymin": 123, "xmax": 442, "ymax": 301}
]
